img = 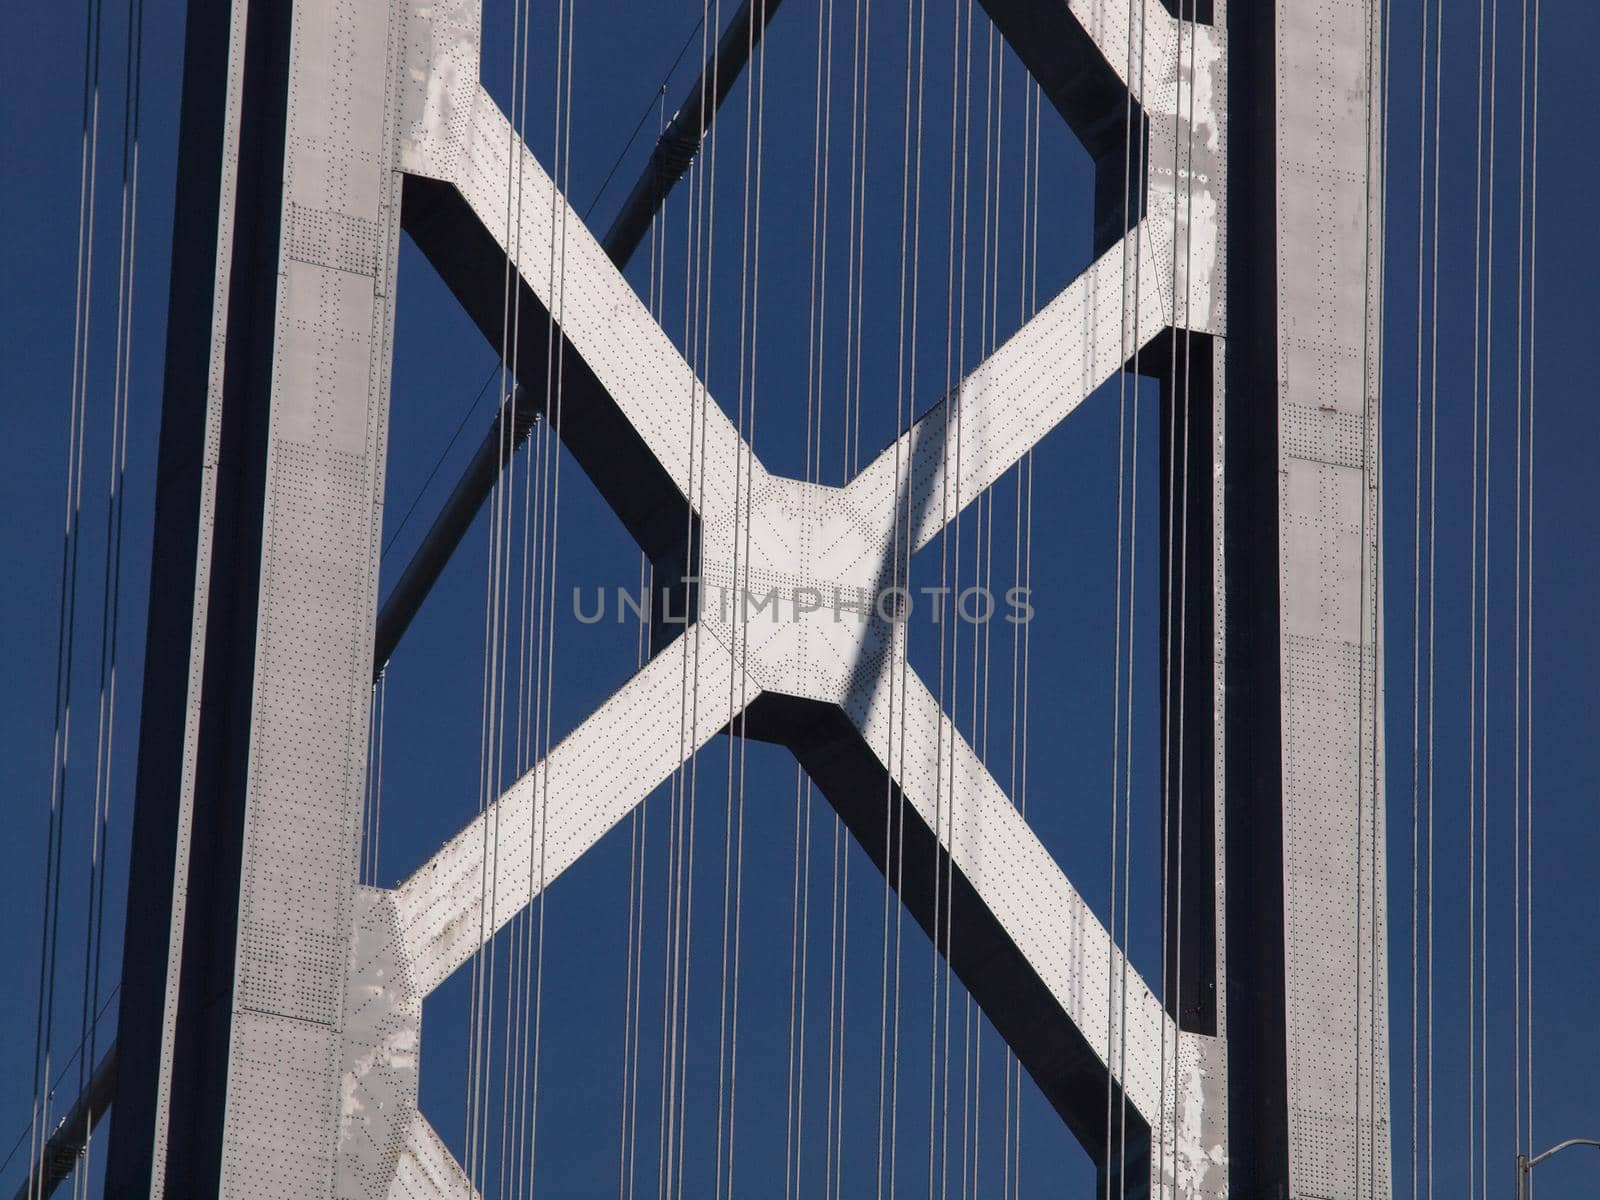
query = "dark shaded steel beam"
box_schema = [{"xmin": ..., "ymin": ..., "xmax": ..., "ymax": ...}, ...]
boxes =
[
  {"xmin": 401, "ymin": 174, "xmax": 694, "ymax": 567},
  {"xmin": 601, "ymin": 0, "xmax": 785, "ymax": 269},
  {"xmin": 973, "ymin": 0, "xmax": 1145, "ymax": 252},
  {"xmin": 15, "ymin": 1047, "xmax": 117, "ymax": 1200},
  {"xmin": 373, "ymin": 388, "xmax": 536, "ymax": 677},
  {"xmin": 376, "ymin": 0, "xmax": 784, "ymax": 674},
  {"xmin": 737, "ymin": 694, "xmax": 1151, "ymax": 1170}
]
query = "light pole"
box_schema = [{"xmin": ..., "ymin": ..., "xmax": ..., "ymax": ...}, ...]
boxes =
[{"xmin": 1515, "ymin": 1138, "xmax": 1600, "ymax": 1200}]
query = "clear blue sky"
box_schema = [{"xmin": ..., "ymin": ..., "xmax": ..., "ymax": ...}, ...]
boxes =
[{"xmin": 1, "ymin": 0, "xmax": 1594, "ymax": 1195}]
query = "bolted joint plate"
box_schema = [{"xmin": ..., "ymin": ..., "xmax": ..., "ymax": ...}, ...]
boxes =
[{"xmin": 698, "ymin": 473, "xmax": 902, "ymax": 704}]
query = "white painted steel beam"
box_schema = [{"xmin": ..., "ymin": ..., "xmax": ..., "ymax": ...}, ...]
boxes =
[
  {"xmin": 217, "ymin": 1, "xmax": 405, "ymax": 1182},
  {"xmin": 337, "ymin": 632, "xmax": 750, "ymax": 1198},
  {"xmin": 1272, "ymin": 0, "xmax": 1391, "ymax": 1191},
  {"xmin": 395, "ymin": 631, "xmax": 753, "ymax": 996},
  {"xmin": 397, "ymin": 0, "xmax": 760, "ymax": 524},
  {"xmin": 844, "ymin": 663, "xmax": 1176, "ymax": 1128},
  {"xmin": 846, "ymin": 218, "xmax": 1175, "ymax": 554}
]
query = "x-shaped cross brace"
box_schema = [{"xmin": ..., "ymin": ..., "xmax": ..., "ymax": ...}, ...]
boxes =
[{"xmin": 335, "ymin": 1, "xmax": 1225, "ymax": 1195}]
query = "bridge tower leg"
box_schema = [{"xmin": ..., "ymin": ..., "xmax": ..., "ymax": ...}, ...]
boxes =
[
  {"xmin": 106, "ymin": 0, "xmax": 400, "ymax": 1193},
  {"xmin": 1220, "ymin": 1, "xmax": 1391, "ymax": 1194}
]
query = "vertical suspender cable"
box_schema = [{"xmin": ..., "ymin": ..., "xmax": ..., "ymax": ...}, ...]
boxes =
[
  {"xmin": 1414, "ymin": 0, "xmax": 1440, "ymax": 1196},
  {"xmin": 970, "ymin": 30, "xmax": 1003, "ymax": 1197},
  {"xmin": 1115, "ymin": 1, "xmax": 1152, "ymax": 1191},
  {"xmin": 1511, "ymin": 0, "xmax": 1530, "ymax": 1164},
  {"xmin": 874, "ymin": 3, "xmax": 926, "ymax": 1195},
  {"xmin": 1158, "ymin": 1, "xmax": 1202, "ymax": 1185},
  {"xmin": 712, "ymin": 5, "xmax": 757, "ymax": 1192},
  {"xmin": 526, "ymin": 6, "xmax": 578, "ymax": 1187},
  {"xmin": 30, "ymin": 2, "xmax": 106, "ymax": 1194},
  {"xmin": 1466, "ymin": 2, "xmax": 1487, "ymax": 1189},
  {"xmin": 1424, "ymin": 0, "xmax": 1443, "ymax": 1190},
  {"xmin": 930, "ymin": 4, "xmax": 973, "ymax": 1192},
  {"xmin": 1105, "ymin": 0, "xmax": 1139, "ymax": 1176},
  {"xmin": 786, "ymin": 6, "xmax": 831, "ymax": 1191},
  {"xmin": 465, "ymin": 0, "xmax": 530, "ymax": 1172},
  {"xmin": 730, "ymin": 13, "xmax": 767, "ymax": 1189},
  {"xmin": 1000, "ymin": 63, "xmax": 1033, "ymax": 1200},
  {"xmin": 664, "ymin": 6, "xmax": 718, "ymax": 1193},
  {"xmin": 875, "ymin": 0, "xmax": 917, "ymax": 1178},
  {"xmin": 64, "ymin": 0, "xmax": 145, "ymax": 1191},
  {"xmin": 1158, "ymin": 1, "xmax": 1198, "ymax": 1180},
  {"xmin": 1523, "ymin": 0, "xmax": 1540, "ymax": 1160},
  {"xmin": 1480, "ymin": 0, "xmax": 1501, "ymax": 1184}
]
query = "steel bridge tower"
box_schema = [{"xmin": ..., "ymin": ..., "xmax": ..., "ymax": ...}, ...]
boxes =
[{"xmin": 102, "ymin": 0, "xmax": 1389, "ymax": 1195}]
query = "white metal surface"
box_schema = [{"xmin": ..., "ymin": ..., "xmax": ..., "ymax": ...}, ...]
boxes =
[
  {"xmin": 396, "ymin": 0, "xmax": 757, "ymax": 523},
  {"xmin": 323, "ymin": 2, "xmax": 1236, "ymax": 1195},
  {"xmin": 337, "ymin": 632, "xmax": 747, "ymax": 1199},
  {"xmin": 1070, "ymin": 0, "xmax": 1182, "ymax": 106},
  {"xmin": 1273, "ymin": 0, "xmax": 1392, "ymax": 1192},
  {"xmin": 845, "ymin": 663, "xmax": 1178, "ymax": 1124},
  {"xmin": 393, "ymin": 633, "xmax": 752, "ymax": 996},
  {"xmin": 216, "ymin": 0, "xmax": 404, "ymax": 1195},
  {"xmin": 846, "ymin": 215, "xmax": 1175, "ymax": 555}
]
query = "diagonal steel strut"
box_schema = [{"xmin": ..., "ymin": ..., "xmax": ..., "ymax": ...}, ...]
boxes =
[{"xmin": 372, "ymin": 0, "xmax": 785, "ymax": 678}]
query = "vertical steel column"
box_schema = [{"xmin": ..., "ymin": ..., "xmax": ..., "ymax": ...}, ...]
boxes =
[
  {"xmin": 106, "ymin": 0, "xmax": 401, "ymax": 1193},
  {"xmin": 1224, "ymin": 0, "xmax": 1391, "ymax": 1195}
]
